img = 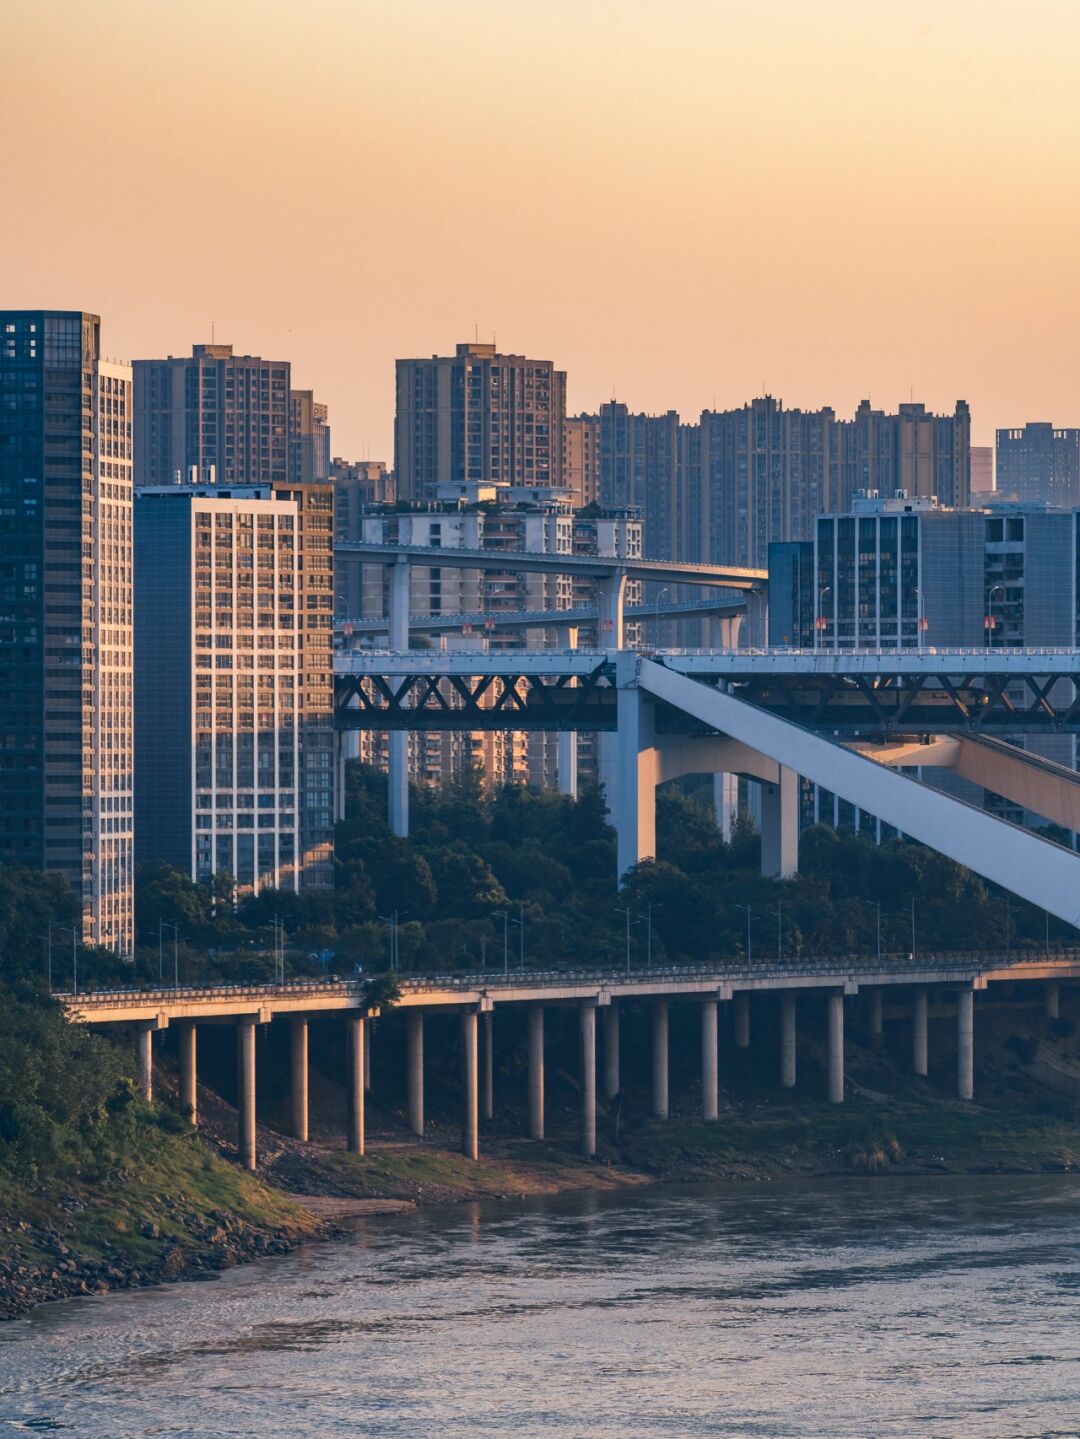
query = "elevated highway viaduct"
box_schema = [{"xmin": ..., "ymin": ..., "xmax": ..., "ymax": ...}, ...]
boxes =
[{"xmin": 61, "ymin": 952, "xmax": 1080, "ymax": 1170}]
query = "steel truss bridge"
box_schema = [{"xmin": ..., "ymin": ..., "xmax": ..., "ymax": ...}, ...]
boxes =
[{"xmin": 335, "ymin": 649, "xmax": 1080, "ymax": 738}]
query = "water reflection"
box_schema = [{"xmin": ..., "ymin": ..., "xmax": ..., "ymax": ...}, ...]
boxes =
[{"xmin": 1, "ymin": 1177, "xmax": 1079, "ymax": 1437}]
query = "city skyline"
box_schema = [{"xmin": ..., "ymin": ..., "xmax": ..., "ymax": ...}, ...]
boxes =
[{"xmin": 5, "ymin": 1, "xmax": 1080, "ymax": 459}]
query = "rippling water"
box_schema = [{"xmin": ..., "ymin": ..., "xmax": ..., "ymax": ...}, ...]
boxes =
[{"xmin": 2, "ymin": 1176, "xmax": 1080, "ymax": 1437}]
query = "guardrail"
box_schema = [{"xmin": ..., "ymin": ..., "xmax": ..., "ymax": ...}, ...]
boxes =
[{"xmin": 56, "ymin": 947, "xmax": 1080, "ymax": 1008}]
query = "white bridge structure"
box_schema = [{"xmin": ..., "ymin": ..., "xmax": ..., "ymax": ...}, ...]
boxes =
[
  {"xmin": 335, "ymin": 647, "xmax": 1080, "ymax": 930},
  {"xmin": 331, "ymin": 537, "xmax": 1080, "ymax": 930}
]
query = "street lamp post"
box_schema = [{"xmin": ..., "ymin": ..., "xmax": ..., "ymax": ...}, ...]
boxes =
[
  {"xmin": 736, "ymin": 903, "xmax": 753, "ymax": 964},
  {"xmin": 614, "ymin": 905, "xmax": 634, "ymax": 975},
  {"xmin": 987, "ymin": 583, "xmax": 1005, "ymax": 647},
  {"xmin": 914, "ymin": 587, "xmax": 927, "ymax": 646},
  {"xmin": 816, "ymin": 586, "xmax": 831, "ymax": 647},
  {"xmin": 492, "ymin": 910, "xmax": 510, "ymax": 976},
  {"xmin": 654, "ymin": 586, "xmax": 670, "ymax": 641}
]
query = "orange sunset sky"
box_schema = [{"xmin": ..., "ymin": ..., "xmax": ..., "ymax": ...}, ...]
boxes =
[{"xmin": 3, "ymin": 0, "xmax": 1079, "ymax": 460}]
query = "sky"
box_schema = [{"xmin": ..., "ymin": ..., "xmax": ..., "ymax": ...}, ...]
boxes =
[{"xmin": 3, "ymin": 0, "xmax": 1079, "ymax": 460}]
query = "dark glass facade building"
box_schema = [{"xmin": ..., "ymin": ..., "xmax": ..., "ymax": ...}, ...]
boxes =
[{"xmin": 0, "ymin": 310, "xmax": 134, "ymax": 952}]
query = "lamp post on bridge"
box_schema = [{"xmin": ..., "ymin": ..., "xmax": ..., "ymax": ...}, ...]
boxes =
[
  {"xmin": 735, "ymin": 903, "xmax": 753, "ymax": 964},
  {"xmin": 158, "ymin": 919, "xmax": 180, "ymax": 987},
  {"xmin": 815, "ymin": 586, "xmax": 831, "ymax": 647},
  {"xmin": 614, "ymin": 904, "xmax": 640, "ymax": 976},
  {"xmin": 986, "ymin": 584, "xmax": 1005, "ymax": 648},
  {"xmin": 492, "ymin": 910, "xmax": 510, "ymax": 977}
]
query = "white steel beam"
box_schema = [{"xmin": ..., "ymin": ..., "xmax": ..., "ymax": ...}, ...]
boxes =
[{"xmin": 638, "ymin": 658, "xmax": 1080, "ymax": 926}]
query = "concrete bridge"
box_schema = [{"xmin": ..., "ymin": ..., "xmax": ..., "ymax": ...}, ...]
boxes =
[{"xmin": 59, "ymin": 951, "xmax": 1080, "ymax": 1171}]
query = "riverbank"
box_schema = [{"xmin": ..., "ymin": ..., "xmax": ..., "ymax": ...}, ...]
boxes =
[{"xmin": 4, "ymin": 994, "xmax": 1079, "ymax": 1321}]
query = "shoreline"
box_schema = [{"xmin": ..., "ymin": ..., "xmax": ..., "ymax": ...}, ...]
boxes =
[{"xmin": 4, "ymin": 1093, "xmax": 1079, "ymax": 1324}]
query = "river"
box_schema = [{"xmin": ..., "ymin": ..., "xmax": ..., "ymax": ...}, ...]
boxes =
[{"xmin": 1, "ymin": 1176, "xmax": 1079, "ymax": 1437}]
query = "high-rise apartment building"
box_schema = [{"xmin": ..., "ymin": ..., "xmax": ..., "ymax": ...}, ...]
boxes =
[
  {"xmin": 135, "ymin": 480, "xmax": 334, "ymax": 894},
  {"xmin": 970, "ymin": 445, "xmax": 994, "ymax": 498},
  {"xmin": 289, "ymin": 390, "xmax": 331, "ymax": 484},
  {"xmin": 332, "ymin": 457, "xmax": 394, "ymax": 617},
  {"xmin": 0, "ymin": 310, "xmax": 134, "ymax": 953},
  {"xmin": 598, "ymin": 404, "xmax": 680, "ymax": 560},
  {"xmin": 394, "ymin": 342, "xmax": 566, "ymax": 501},
  {"xmin": 561, "ymin": 415, "xmax": 601, "ymax": 509},
  {"xmin": 996, "ymin": 423, "xmax": 1080, "ymax": 508},
  {"xmin": 133, "ymin": 344, "xmax": 292, "ymax": 487}
]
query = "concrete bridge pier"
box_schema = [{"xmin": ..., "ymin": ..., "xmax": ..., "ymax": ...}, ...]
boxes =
[
  {"xmin": 364, "ymin": 1021, "xmax": 372, "ymax": 1091},
  {"xmin": 135, "ymin": 1022, "xmax": 153, "ymax": 1104},
  {"xmin": 734, "ymin": 991, "xmax": 750, "ymax": 1049},
  {"xmin": 178, "ymin": 1020, "xmax": 197, "ymax": 1125},
  {"xmin": 1045, "ymin": 982, "xmax": 1061, "ymax": 1020},
  {"xmin": 780, "ymin": 992, "xmax": 796, "ymax": 1089},
  {"xmin": 957, "ymin": 988, "xmax": 974, "ymax": 1101},
  {"xmin": 482, "ymin": 1012, "xmax": 494, "ymax": 1123},
  {"xmin": 602, "ymin": 1003, "xmax": 620, "ymax": 1102},
  {"xmin": 557, "ymin": 731, "xmax": 578, "ymax": 799},
  {"xmin": 347, "ymin": 1015, "xmax": 365, "ymax": 1155},
  {"xmin": 460, "ymin": 1009, "xmax": 479, "ymax": 1160},
  {"xmin": 290, "ymin": 1018, "xmax": 309, "ymax": 1141},
  {"xmin": 827, "ymin": 992, "xmax": 844, "ymax": 1103},
  {"xmin": 528, "ymin": 1005, "xmax": 544, "ymax": 1140},
  {"xmin": 237, "ymin": 1018, "xmax": 257, "ymax": 1171},
  {"xmin": 867, "ymin": 988, "xmax": 883, "ymax": 1036},
  {"xmin": 407, "ymin": 1011, "xmax": 424, "ymax": 1137},
  {"xmin": 701, "ymin": 999, "xmax": 719, "ymax": 1120},
  {"xmin": 580, "ymin": 1002, "xmax": 597, "ymax": 1158},
  {"xmin": 760, "ymin": 766, "xmax": 799, "ymax": 879},
  {"xmin": 912, "ymin": 987, "xmax": 929, "ymax": 1077},
  {"xmin": 651, "ymin": 1000, "xmax": 669, "ymax": 1120}
]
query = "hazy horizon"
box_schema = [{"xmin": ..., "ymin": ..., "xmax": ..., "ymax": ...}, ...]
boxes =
[{"xmin": 4, "ymin": 0, "xmax": 1079, "ymax": 459}]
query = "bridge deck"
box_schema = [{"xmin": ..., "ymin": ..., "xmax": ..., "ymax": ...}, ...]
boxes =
[{"xmin": 60, "ymin": 950, "xmax": 1080, "ymax": 1026}]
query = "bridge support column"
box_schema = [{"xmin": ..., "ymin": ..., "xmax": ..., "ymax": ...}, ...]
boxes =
[
  {"xmin": 407, "ymin": 1011, "xmax": 424, "ymax": 1137},
  {"xmin": 334, "ymin": 731, "xmax": 347, "ymax": 823},
  {"xmin": 652, "ymin": 1000, "xmax": 669, "ymax": 1120},
  {"xmin": 460, "ymin": 1009, "xmax": 479, "ymax": 1160},
  {"xmin": 602, "ymin": 1003, "xmax": 620, "ymax": 1102},
  {"xmin": 237, "ymin": 1018, "xmax": 257, "ymax": 1171},
  {"xmin": 615, "ymin": 688, "xmax": 657, "ymax": 882},
  {"xmin": 734, "ymin": 991, "xmax": 750, "ymax": 1049},
  {"xmin": 580, "ymin": 1002, "xmax": 597, "ymax": 1158},
  {"xmin": 178, "ymin": 1021, "xmax": 197, "ymax": 1125},
  {"xmin": 596, "ymin": 570, "xmax": 627, "ymax": 649},
  {"xmin": 760, "ymin": 766, "xmax": 799, "ymax": 878},
  {"xmin": 827, "ymin": 993, "xmax": 844, "ymax": 1104},
  {"xmin": 557, "ymin": 731, "xmax": 578, "ymax": 799},
  {"xmin": 388, "ymin": 733, "xmax": 409, "ymax": 838},
  {"xmin": 714, "ymin": 773, "xmax": 739, "ymax": 841},
  {"xmin": 867, "ymin": 987, "xmax": 883, "ymax": 1036},
  {"xmin": 780, "ymin": 992, "xmax": 796, "ymax": 1089},
  {"xmin": 701, "ymin": 1000, "xmax": 718, "ymax": 1120},
  {"xmin": 290, "ymin": 1018, "xmax": 308, "ymax": 1141},
  {"xmin": 957, "ymin": 989, "xmax": 974, "ymax": 1101},
  {"xmin": 365, "ymin": 1021, "xmax": 372, "ymax": 1091},
  {"xmin": 913, "ymin": 988, "xmax": 929, "ymax": 1077},
  {"xmin": 136, "ymin": 1023, "xmax": 153, "ymax": 1105},
  {"xmin": 347, "ymin": 1015, "xmax": 365, "ymax": 1155},
  {"xmin": 528, "ymin": 1005, "xmax": 544, "ymax": 1140},
  {"xmin": 1045, "ymin": 983, "xmax": 1060, "ymax": 1020},
  {"xmin": 388, "ymin": 558, "xmax": 411, "ymax": 837},
  {"xmin": 482, "ymin": 1011, "xmax": 494, "ymax": 1122}
]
